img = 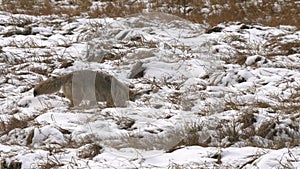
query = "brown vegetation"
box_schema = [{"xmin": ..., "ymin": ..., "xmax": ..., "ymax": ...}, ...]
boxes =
[{"xmin": 0, "ymin": 0, "xmax": 298, "ymax": 29}]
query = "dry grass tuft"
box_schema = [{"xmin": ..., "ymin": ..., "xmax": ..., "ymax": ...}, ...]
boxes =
[
  {"xmin": 0, "ymin": 0, "xmax": 298, "ymax": 29},
  {"xmin": 149, "ymin": 0, "xmax": 299, "ymax": 29},
  {"xmin": 38, "ymin": 154, "xmax": 64, "ymax": 169},
  {"xmin": 0, "ymin": 116, "xmax": 28, "ymax": 136},
  {"xmin": 0, "ymin": 0, "xmax": 91, "ymax": 16},
  {"xmin": 88, "ymin": 1, "xmax": 146, "ymax": 18}
]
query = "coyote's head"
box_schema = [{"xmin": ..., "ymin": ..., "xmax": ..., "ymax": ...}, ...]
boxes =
[{"xmin": 33, "ymin": 77, "xmax": 62, "ymax": 96}]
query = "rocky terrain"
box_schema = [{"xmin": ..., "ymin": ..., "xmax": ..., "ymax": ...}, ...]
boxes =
[{"xmin": 0, "ymin": 1, "xmax": 300, "ymax": 168}]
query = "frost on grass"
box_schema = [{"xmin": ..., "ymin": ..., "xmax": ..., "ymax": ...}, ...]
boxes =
[{"xmin": 0, "ymin": 10, "xmax": 300, "ymax": 169}]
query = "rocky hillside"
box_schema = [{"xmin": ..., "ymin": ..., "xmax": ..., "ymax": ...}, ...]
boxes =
[{"xmin": 0, "ymin": 1, "xmax": 300, "ymax": 168}]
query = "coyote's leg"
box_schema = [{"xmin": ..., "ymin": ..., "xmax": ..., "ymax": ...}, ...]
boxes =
[
  {"xmin": 106, "ymin": 95, "xmax": 115, "ymax": 107},
  {"xmin": 69, "ymin": 100, "xmax": 74, "ymax": 107},
  {"xmin": 62, "ymin": 81, "xmax": 76, "ymax": 107}
]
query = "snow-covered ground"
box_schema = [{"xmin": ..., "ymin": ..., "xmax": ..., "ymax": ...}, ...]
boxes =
[{"xmin": 0, "ymin": 10, "xmax": 300, "ymax": 168}]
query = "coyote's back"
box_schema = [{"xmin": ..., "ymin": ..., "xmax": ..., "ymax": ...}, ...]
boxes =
[
  {"xmin": 33, "ymin": 73, "xmax": 72, "ymax": 96},
  {"xmin": 33, "ymin": 70, "xmax": 129, "ymax": 107}
]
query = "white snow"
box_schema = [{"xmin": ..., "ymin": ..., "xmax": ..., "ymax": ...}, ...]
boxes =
[{"xmin": 0, "ymin": 8, "xmax": 300, "ymax": 169}]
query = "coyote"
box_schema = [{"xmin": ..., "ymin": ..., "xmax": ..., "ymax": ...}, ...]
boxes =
[{"xmin": 33, "ymin": 70, "xmax": 129, "ymax": 107}]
